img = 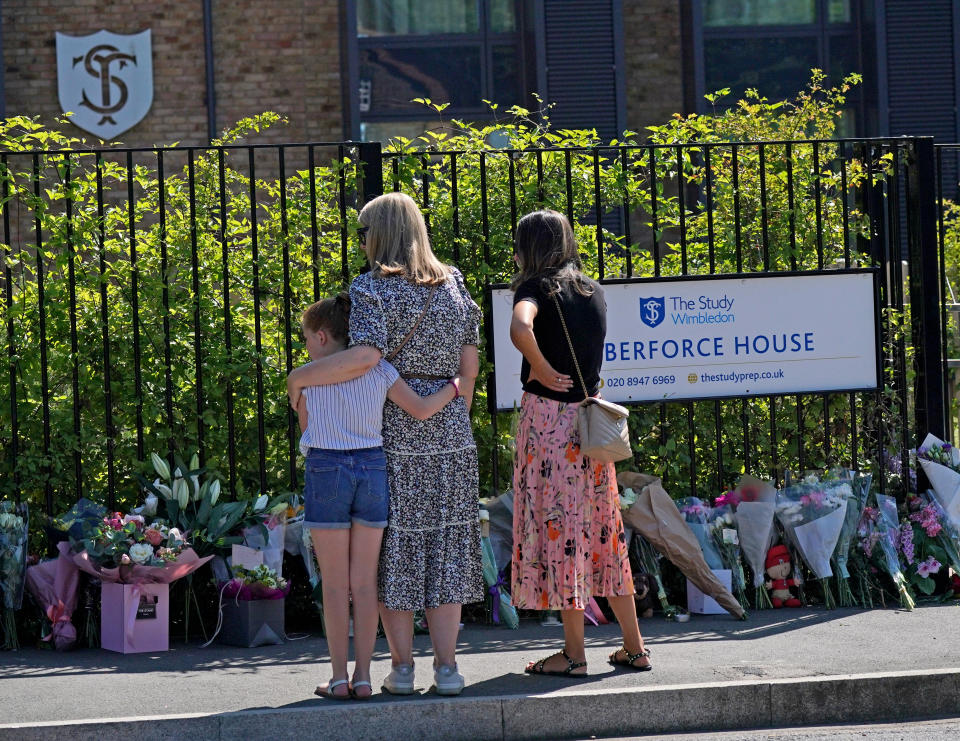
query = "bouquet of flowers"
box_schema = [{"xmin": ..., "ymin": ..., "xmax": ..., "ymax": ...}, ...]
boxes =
[
  {"xmin": 903, "ymin": 491, "xmax": 960, "ymax": 596},
  {"xmin": 25, "ymin": 541, "xmax": 81, "ymax": 651},
  {"xmin": 220, "ymin": 564, "xmax": 290, "ymax": 601},
  {"xmin": 630, "ymin": 534, "xmax": 676, "ymax": 617},
  {"xmin": 708, "ymin": 506, "xmax": 749, "ymax": 609},
  {"xmin": 676, "ymin": 498, "xmax": 724, "ymax": 570},
  {"xmin": 47, "ymin": 499, "xmax": 106, "ymax": 543},
  {"xmin": 829, "ymin": 470, "xmax": 873, "ymax": 607},
  {"xmin": 775, "ymin": 475, "xmax": 849, "ymax": 609},
  {"xmin": 479, "ymin": 510, "xmax": 518, "ymax": 629},
  {"xmin": 858, "ymin": 494, "xmax": 915, "ymax": 610},
  {"xmin": 0, "ymin": 501, "xmax": 29, "ymax": 650},
  {"xmin": 916, "ymin": 434, "xmax": 960, "ymax": 531},
  {"xmin": 728, "ymin": 476, "xmax": 778, "ymax": 609},
  {"xmin": 138, "ymin": 452, "xmax": 289, "ymax": 560},
  {"xmin": 72, "ymin": 511, "xmax": 211, "ymax": 585}
]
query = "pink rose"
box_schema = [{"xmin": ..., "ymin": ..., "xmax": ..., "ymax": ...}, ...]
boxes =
[{"xmin": 144, "ymin": 528, "xmax": 164, "ymax": 547}]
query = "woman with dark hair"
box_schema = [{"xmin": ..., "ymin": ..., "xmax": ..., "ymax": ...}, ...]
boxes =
[{"xmin": 509, "ymin": 209, "xmax": 651, "ymax": 676}]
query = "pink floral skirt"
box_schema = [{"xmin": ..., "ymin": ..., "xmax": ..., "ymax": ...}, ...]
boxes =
[{"xmin": 511, "ymin": 392, "xmax": 634, "ymax": 610}]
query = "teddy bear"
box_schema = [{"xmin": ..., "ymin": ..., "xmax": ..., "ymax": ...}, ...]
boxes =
[
  {"xmin": 633, "ymin": 572, "xmax": 658, "ymax": 618},
  {"xmin": 764, "ymin": 544, "xmax": 802, "ymax": 608}
]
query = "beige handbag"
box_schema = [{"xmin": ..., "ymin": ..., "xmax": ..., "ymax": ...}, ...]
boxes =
[{"xmin": 551, "ymin": 294, "xmax": 632, "ymax": 462}]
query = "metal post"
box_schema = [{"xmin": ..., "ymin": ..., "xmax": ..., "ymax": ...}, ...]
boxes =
[
  {"xmin": 203, "ymin": 0, "xmax": 217, "ymax": 143},
  {"xmin": 357, "ymin": 141, "xmax": 383, "ymax": 205},
  {"xmin": 907, "ymin": 137, "xmax": 946, "ymax": 442}
]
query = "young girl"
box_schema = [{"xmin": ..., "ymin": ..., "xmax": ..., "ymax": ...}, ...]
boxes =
[{"xmin": 297, "ymin": 292, "xmax": 461, "ymax": 700}]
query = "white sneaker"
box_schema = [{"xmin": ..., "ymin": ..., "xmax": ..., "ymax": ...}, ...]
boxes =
[
  {"xmin": 382, "ymin": 663, "xmax": 415, "ymax": 695},
  {"xmin": 433, "ymin": 664, "xmax": 465, "ymax": 696}
]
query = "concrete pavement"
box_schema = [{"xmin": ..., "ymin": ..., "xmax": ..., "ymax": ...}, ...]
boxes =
[{"xmin": 1, "ymin": 605, "xmax": 959, "ymax": 740}]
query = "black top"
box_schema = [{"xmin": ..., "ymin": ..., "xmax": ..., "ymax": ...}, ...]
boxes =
[{"xmin": 513, "ymin": 276, "xmax": 606, "ymax": 403}]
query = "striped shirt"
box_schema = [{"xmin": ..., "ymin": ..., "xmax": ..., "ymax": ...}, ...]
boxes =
[{"xmin": 299, "ymin": 359, "xmax": 400, "ymax": 452}]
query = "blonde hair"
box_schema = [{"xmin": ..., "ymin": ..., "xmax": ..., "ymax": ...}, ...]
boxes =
[{"xmin": 358, "ymin": 192, "xmax": 451, "ymax": 286}]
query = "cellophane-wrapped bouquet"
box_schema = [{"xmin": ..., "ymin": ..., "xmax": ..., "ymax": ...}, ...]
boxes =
[
  {"xmin": 829, "ymin": 470, "xmax": 873, "ymax": 607},
  {"xmin": 916, "ymin": 434, "xmax": 960, "ymax": 532},
  {"xmin": 676, "ymin": 498, "xmax": 724, "ymax": 570},
  {"xmin": 902, "ymin": 491, "xmax": 960, "ymax": 597},
  {"xmin": 630, "ymin": 534, "xmax": 675, "ymax": 617},
  {"xmin": 0, "ymin": 501, "xmax": 29, "ymax": 650},
  {"xmin": 775, "ymin": 474, "xmax": 849, "ymax": 609},
  {"xmin": 727, "ymin": 476, "xmax": 778, "ymax": 609},
  {"xmin": 858, "ymin": 494, "xmax": 915, "ymax": 610},
  {"xmin": 708, "ymin": 505, "xmax": 749, "ymax": 609}
]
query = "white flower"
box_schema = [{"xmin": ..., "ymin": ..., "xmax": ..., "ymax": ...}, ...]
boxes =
[
  {"xmin": 149, "ymin": 522, "xmax": 169, "ymax": 536},
  {"xmin": 0, "ymin": 513, "xmax": 23, "ymax": 530},
  {"xmin": 142, "ymin": 493, "xmax": 158, "ymax": 517},
  {"xmin": 153, "ymin": 479, "xmax": 173, "ymax": 500},
  {"xmin": 723, "ymin": 513, "xmax": 734, "ymax": 525},
  {"xmin": 190, "ymin": 453, "xmax": 200, "ymax": 471},
  {"xmin": 190, "ymin": 475, "xmax": 201, "ymax": 501},
  {"xmin": 167, "ymin": 527, "xmax": 185, "ymax": 543},
  {"xmin": 174, "ymin": 478, "xmax": 189, "ymax": 508},
  {"xmin": 122, "ymin": 514, "xmax": 145, "ymax": 527},
  {"xmin": 128, "ymin": 543, "xmax": 154, "ymax": 564},
  {"xmin": 151, "ymin": 453, "xmax": 171, "ymax": 482},
  {"xmin": 253, "ymin": 494, "xmax": 268, "ymax": 512},
  {"xmin": 209, "ymin": 479, "xmax": 221, "ymax": 506}
]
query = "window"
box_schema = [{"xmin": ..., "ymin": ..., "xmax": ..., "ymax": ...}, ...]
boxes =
[
  {"xmin": 692, "ymin": 0, "xmax": 865, "ymax": 132},
  {"xmin": 353, "ymin": 0, "xmax": 525, "ymax": 141}
]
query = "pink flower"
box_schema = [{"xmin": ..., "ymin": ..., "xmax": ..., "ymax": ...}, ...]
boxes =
[
  {"xmin": 120, "ymin": 553, "xmax": 131, "ymax": 565},
  {"xmin": 800, "ymin": 491, "xmax": 826, "ymax": 508},
  {"xmin": 144, "ymin": 528, "xmax": 164, "ymax": 547},
  {"xmin": 910, "ymin": 505, "xmax": 943, "ymax": 538},
  {"xmin": 715, "ymin": 491, "xmax": 740, "ymax": 508},
  {"xmin": 917, "ymin": 556, "xmax": 942, "ymax": 579}
]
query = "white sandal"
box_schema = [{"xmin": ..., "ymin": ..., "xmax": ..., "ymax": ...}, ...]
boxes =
[
  {"xmin": 351, "ymin": 679, "xmax": 373, "ymax": 700},
  {"xmin": 314, "ymin": 678, "xmax": 351, "ymax": 700}
]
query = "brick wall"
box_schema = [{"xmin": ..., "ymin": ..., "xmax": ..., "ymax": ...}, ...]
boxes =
[
  {"xmin": 622, "ymin": 0, "xmax": 685, "ymax": 139},
  {"xmin": 2, "ymin": 0, "xmax": 343, "ymax": 147}
]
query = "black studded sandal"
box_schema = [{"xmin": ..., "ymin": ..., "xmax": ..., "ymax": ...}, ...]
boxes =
[
  {"xmin": 524, "ymin": 649, "xmax": 588, "ymax": 678},
  {"xmin": 608, "ymin": 646, "xmax": 652, "ymax": 672}
]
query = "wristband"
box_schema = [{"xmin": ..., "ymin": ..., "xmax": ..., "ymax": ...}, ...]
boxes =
[{"xmin": 447, "ymin": 378, "xmax": 461, "ymax": 398}]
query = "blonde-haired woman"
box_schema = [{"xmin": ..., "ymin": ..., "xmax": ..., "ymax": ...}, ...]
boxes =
[{"xmin": 288, "ymin": 192, "xmax": 484, "ymax": 696}]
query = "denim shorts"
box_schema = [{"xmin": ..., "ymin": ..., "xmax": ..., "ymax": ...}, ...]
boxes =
[{"xmin": 303, "ymin": 447, "xmax": 389, "ymax": 529}]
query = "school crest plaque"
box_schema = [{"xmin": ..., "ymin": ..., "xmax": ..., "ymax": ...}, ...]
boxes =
[{"xmin": 55, "ymin": 30, "xmax": 153, "ymax": 140}]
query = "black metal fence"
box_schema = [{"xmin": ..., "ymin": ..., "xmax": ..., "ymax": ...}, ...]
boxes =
[{"xmin": 0, "ymin": 135, "xmax": 945, "ymax": 515}]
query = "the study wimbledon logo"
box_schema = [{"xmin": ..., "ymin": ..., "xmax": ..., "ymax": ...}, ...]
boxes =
[{"xmin": 638, "ymin": 297, "xmax": 665, "ymax": 328}]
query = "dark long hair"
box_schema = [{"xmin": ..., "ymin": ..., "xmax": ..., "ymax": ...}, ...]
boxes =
[{"xmin": 509, "ymin": 209, "xmax": 594, "ymax": 296}]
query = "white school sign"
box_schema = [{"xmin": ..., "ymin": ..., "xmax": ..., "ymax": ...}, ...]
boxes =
[{"xmin": 489, "ymin": 271, "xmax": 879, "ymax": 410}]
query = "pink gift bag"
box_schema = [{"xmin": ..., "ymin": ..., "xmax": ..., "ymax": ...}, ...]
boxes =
[{"xmin": 101, "ymin": 583, "xmax": 169, "ymax": 653}]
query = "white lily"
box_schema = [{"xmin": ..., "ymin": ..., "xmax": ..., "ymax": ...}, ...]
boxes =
[
  {"xmin": 174, "ymin": 478, "xmax": 189, "ymax": 508},
  {"xmin": 143, "ymin": 493, "xmax": 158, "ymax": 517},
  {"xmin": 152, "ymin": 479, "xmax": 173, "ymax": 500},
  {"xmin": 151, "ymin": 453, "xmax": 171, "ymax": 482},
  {"xmin": 190, "ymin": 452, "xmax": 200, "ymax": 471},
  {"xmin": 253, "ymin": 494, "xmax": 268, "ymax": 512},
  {"xmin": 209, "ymin": 479, "xmax": 221, "ymax": 506},
  {"xmin": 190, "ymin": 475, "xmax": 202, "ymax": 501}
]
